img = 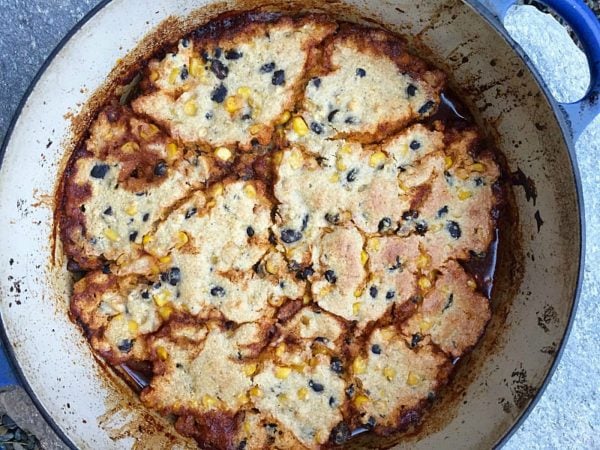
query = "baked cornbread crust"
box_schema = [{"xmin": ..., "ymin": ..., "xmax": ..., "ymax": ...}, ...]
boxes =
[{"xmin": 59, "ymin": 11, "xmax": 503, "ymax": 450}]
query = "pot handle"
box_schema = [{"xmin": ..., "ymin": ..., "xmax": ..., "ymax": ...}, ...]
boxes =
[
  {"xmin": 0, "ymin": 338, "xmax": 21, "ymax": 388},
  {"xmin": 478, "ymin": 0, "xmax": 600, "ymax": 141}
]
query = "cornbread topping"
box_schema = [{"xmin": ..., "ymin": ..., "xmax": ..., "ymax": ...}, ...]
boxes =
[{"xmin": 59, "ymin": 11, "xmax": 503, "ymax": 449}]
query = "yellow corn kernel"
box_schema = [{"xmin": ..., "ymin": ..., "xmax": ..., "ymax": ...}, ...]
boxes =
[
  {"xmin": 275, "ymin": 366, "xmax": 292, "ymax": 380},
  {"xmin": 149, "ymin": 70, "xmax": 159, "ymax": 82},
  {"xmin": 288, "ymin": 149, "xmax": 304, "ymax": 170},
  {"xmin": 318, "ymin": 286, "xmax": 332, "ymax": 297},
  {"xmin": 276, "ymin": 110, "xmax": 291, "ymax": 125},
  {"xmin": 458, "ymin": 189, "xmax": 473, "ymax": 200},
  {"xmin": 175, "ymin": 231, "xmax": 189, "ymax": 248},
  {"xmin": 369, "ymin": 151, "xmax": 387, "ymax": 169},
  {"xmin": 444, "ymin": 156, "xmax": 454, "ymax": 169},
  {"xmin": 237, "ymin": 86, "xmax": 251, "ymax": 99},
  {"xmin": 467, "ymin": 279, "xmax": 477, "ymax": 290},
  {"xmin": 243, "ymin": 183, "xmax": 257, "ymax": 198},
  {"xmin": 407, "ymin": 371, "xmax": 421, "ymax": 386},
  {"xmin": 249, "ymin": 124, "xmax": 262, "ymax": 135},
  {"xmin": 417, "ymin": 253, "xmax": 431, "ymax": 269},
  {"xmin": 125, "ymin": 203, "xmax": 138, "ymax": 216},
  {"xmin": 121, "ymin": 141, "xmax": 140, "ymax": 153},
  {"xmin": 243, "ymin": 363, "xmax": 258, "ymax": 377},
  {"xmin": 456, "ymin": 168, "xmax": 469, "ymax": 180},
  {"xmin": 183, "ymin": 99, "xmax": 197, "ymax": 116},
  {"xmin": 340, "ymin": 143, "xmax": 353, "ymax": 154},
  {"xmin": 156, "ymin": 346, "xmax": 168, "ymax": 360},
  {"xmin": 249, "ymin": 386, "xmax": 262, "ymax": 397},
  {"xmin": 383, "ymin": 367, "xmax": 396, "ymax": 381},
  {"xmin": 166, "ymin": 142, "xmax": 180, "ymax": 161},
  {"xmin": 292, "ymin": 116, "xmax": 309, "ymax": 136},
  {"xmin": 367, "ymin": 237, "xmax": 380, "ymax": 252},
  {"xmin": 158, "ymin": 305, "xmax": 173, "ymax": 320},
  {"xmin": 210, "ymin": 182, "xmax": 224, "ymax": 197},
  {"xmin": 419, "ymin": 318, "xmax": 433, "ymax": 333},
  {"xmin": 336, "ymin": 158, "xmax": 347, "ymax": 172},
  {"xmin": 297, "ymin": 387, "xmax": 309, "ymax": 400},
  {"xmin": 273, "ymin": 151, "xmax": 283, "ymax": 165},
  {"xmin": 303, "ymin": 294, "xmax": 312, "ymax": 305},
  {"xmin": 418, "ymin": 276, "xmax": 432, "ymax": 291},
  {"xmin": 103, "ymin": 228, "xmax": 119, "ymax": 242},
  {"xmin": 153, "ymin": 291, "xmax": 171, "ymax": 307},
  {"xmin": 237, "ymin": 393, "xmax": 249, "ymax": 405},
  {"xmin": 214, "ymin": 146, "xmax": 233, "ymax": 161},
  {"xmin": 352, "ymin": 356, "xmax": 367, "ymax": 375},
  {"xmin": 353, "ymin": 395, "xmax": 369, "ymax": 408},
  {"xmin": 128, "ymin": 320, "xmax": 139, "ymax": 333},
  {"xmin": 225, "ymin": 95, "xmax": 244, "ymax": 113},
  {"xmin": 352, "ymin": 301, "xmax": 362, "ymax": 314},
  {"xmin": 265, "ymin": 259, "xmax": 278, "ymax": 275},
  {"xmin": 243, "ymin": 420, "xmax": 251, "ymax": 434},
  {"xmin": 275, "ymin": 342, "xmax": 286, "ymax": 358},
  {"xmin": 201, "ymin": 394, "xmax": 217, "ymax": 409},
  {"xmin": 159, "ymin": 255, "xmax": 172, "ymax": 264},
  {"xmin": 150, "ymin": 264, "xmax": 160, "ymax": 276},
  {"xmin": 470, "ymin": 162, "xmax": 486, "ymax": 172},
  {"xmin": 361, "ymin": 250, "xmax": 369, "ymax": 266},
  {"xmin": 142, "ymin": 234, "xmax": 153, "ymax": 245},
  {"xmin": 189, "ymin": 57, "xmax": 204, "ymax": 78},
  {"xmin": 329, "ymin": 172, "xmax": 340, "ymax": 183},
  {"xmin": 168, "ymin": 67, "xmax": 180, "ymax": 84},
  {"xmin": 140, "ymin": 124, "xmax": 159, "ymax": 140},
  {"xmin": 277, "ymin": 393, "xmax": 289, "ymax": 404}
]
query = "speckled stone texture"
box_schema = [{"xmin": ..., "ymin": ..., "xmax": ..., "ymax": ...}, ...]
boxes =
[{"xmin": 0, "ymin": 1, "xmax": 598, "ymax": 449}]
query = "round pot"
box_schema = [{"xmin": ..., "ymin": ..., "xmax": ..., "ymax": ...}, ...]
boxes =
[{"xmin": 0, "ymin": 0, "xmax": 597, "ymax": 448}]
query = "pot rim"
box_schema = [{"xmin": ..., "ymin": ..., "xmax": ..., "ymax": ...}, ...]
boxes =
[{"xmin": 0, "ymin": 1, "xmax": 585, "ymax": 448}]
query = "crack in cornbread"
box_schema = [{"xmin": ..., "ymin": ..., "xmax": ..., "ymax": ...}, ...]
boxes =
[{"xmin": 60, "ymin": 11, "xmax": 504, "ymax": 450}]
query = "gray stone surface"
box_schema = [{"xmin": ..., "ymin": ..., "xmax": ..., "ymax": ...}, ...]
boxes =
[{"xmin": 0, "ymin": 1, "xmax": 597, "ymax": 449}]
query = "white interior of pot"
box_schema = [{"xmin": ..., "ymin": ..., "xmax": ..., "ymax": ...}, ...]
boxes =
[{"xmin": 0, "ymin": 0, "xmax": 581, "ymax": 449}]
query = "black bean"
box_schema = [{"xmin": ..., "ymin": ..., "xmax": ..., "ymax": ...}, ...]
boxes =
[
  {"xmin": 180, "ymin": 38, "xmax": 189, "ymax": 48},
  {"xmin": 346, "ymin": 168, "xmax": 358, "ymax": 182},
  {"xmin": 210, "ymin": 83, "xmax": 227, "ymax": 103},
  {"xmin": 141, "ymin": 214, "xmax": 149, "ymax": 223},
  {"xmin": 355, "ymin": 68, "xmax": 366, "ymax": 77},
  {"xmin": 129, "ymin": 231, "xmax": 138, "ymax": 242},
  {"xmin": 418, "ymin": 100, "xmax": 435, "ymax": 114},
  {"xmin": 210, "ymin": 286, "xmax": 226, "ymax": 297},
  {"xmin": 442, "ymin": 293, "xmax": 454, "ymax": 312},
  {"xmin": 388, "ymin": 256, "xmax": 402, "ymax": 271},
  {"xmin": 330, "ymin": 357, "xmax": 343, "ymax": 373},
  {"xmin": 201, "ymin": 50, "xmax": 210, "ymax": 61},
  {"xmin": 308, "ymin": 380, "xmax": 324, "ymax": 392},
  {"xmin": 90, "ymin": 164, "xmax": 109, "ymax": 179},
  {"xmin": 410, "ymin": 333, "xmax": 423, "ymax": 348},
  {"xmin": 225, "ymin": 49, "xmax": 242, "ymax": 60},
  {"xmin": 325, "ymin": 212, "xmax": 340, "ymax": 225},
  {"xmin": 437, "ymin": 205, "xmax": 449, "ymax": 218},
  {"xmin": 237, "ymin": 439, "xmax": 247, "ymax": 450},
  {"xmin": 154, "ymin": 160, "xmax": 168, "ymax": 177},
  {"xmin": 311, "ymin": 77, "xmax": 321, "ymax": 88},
  {"xmin": 310, "ymin": 122, "xmax": 323, "ymax": 134},
  {"xmin": 369, "ymin": 286, "xmax": 378, "ymax": 298},
  {"xmin": 241, "ymin": 114, "xmax": 251, "ymax": 120},
  {"xmin": 268, "ymin": 230, "xmax": 278, "ymax": 245},
  {"xmin": 327, "ymin": 109, "xmax": 339, "ymax": 122},
  {"xmin": 315, "ymin": 336, "xmax": 329, "ymax": 344},
  {"xmin": 446, "ymin": 220, "xmax": 461, "ymax": 239},
  {"xmin": 402, "ymin": 210, "xmax": 419, "ymax": 220},
  {"xmin": 371, "ymin": 344, "xmax": 382, "ymax": 354},
  {"xmin": 246, "ymin": 226, "xmax": 255, "ymax": 237},
  {"xmin": 180, "ymin": 65, "xmax": 189, "ymax": 80},
  {"xmin": 344, "ymin": 116, "xmax": 357, "ymax": 124},
  {"xmin": 296, "ymin": 265, "xmax": 314, "ymax": 281},
  {"xmin": 410, "ymin": 140, "xmax": 421, "ymax": 150},
  {"xmin": 329, "ymin": 396, "xmax": 336, "ymax": 407},
  {"xmin": 141, "ymin": 291, "xmax": 149, "ymax": 299},
  {"xmin": 205, "ymin": 111, "xmax": 214, "ymax": 120},
  {"xmin": 301, "ymin": 214, "xmax": 309, "ymax": 231},
  {"xmin": 272, "ymin": 69, "xmax": 285, "ymax": 86},
  {"xmin": 185, "ymin": 208, "xmax": 197, "ymax": 219},
  {"xmin": 103, "ymin": 206, "xmax": 112, "ymax": 215},
  {"xmin": 102, "ymin": 264, "xmax": 111, "ymax": 274},
  {"xmin": 79, "ymin": 205, "xmax": 86, "ymax": 213},
  {"xmin": 210, "ymin": 59, "xmax": 229, "ymax": 79},
  {"xmin": 331, "ymin": 422, "xmax": 350, "ymax": 445},
  {"xmin": 415, "ymin": 220, "xmax": 428, "ymax": 236},
  {"xmin": 386, "ymin": 290, "xmax": 395, "ymax": 299},
  {"xmin": 153, "ymin": 281, "xmax": 162, "ymax": 289},
  {"xmin": 168, "ymin": 267, "xmax": 181, "ymax": 286},
  {"xmin": 345, "ymin": 384, "xmax": 355, "ymax": 398},
  {"xmin": 118, "ymin": 339, "xmax": 134, "ymax": 353},
  {"xmin": 406, "ymin": 84, "xmax": 417, "ymax": 97},
  {"xmin": 378, "ymin": 217, "xmax": 392, "ymax": 232},
  {"xmin": 475, "ymin": 177, "xmax": 484, "ymax": 186},
  {"xmin": 214, "ymin": 47, "xmax": 222, "ymax": 58},
  {"xmin": 324, "ymin": 270, "xmax": 337, "ymax": 284},
  {"xmin": 281, "ymin": 228, "xmax": 302, "ymax": 244},
  {"xmin": 366, "ymin": 416, "xmax": 377, "ymax": 429},
  {"xmin": 260, "ymin": 62, "xmax": 276, "ymax": 73}
]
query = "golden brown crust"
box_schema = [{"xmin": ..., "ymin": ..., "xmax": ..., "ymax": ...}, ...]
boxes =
[{"xmin": 59, "ymin": 11, "xmax": 503, "ymax": 450}]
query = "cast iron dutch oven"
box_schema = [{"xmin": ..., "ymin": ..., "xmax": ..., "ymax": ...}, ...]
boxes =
[{"xmin": 0, "ymin": 0, "xmax": 598, "ymax": 448}]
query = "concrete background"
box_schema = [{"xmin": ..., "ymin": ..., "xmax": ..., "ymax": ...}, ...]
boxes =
[{"xmin": 0, "ymin": 1, "xmax": 598, "ymax": 449}]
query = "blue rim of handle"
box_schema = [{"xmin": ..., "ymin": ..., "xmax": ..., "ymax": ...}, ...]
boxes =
[
  {"xmin": 0, "ymin": 336, "xmax": 21, "ymax": 388},
  {"xmin": 481, "ymin": 0, "xmax": 600, "ymax": 141}
]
